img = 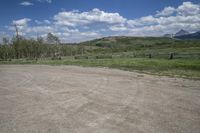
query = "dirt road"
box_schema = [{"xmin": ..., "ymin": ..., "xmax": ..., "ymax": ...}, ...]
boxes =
[{"xmin": 0, "ymin": 65, "xmax": 200, "ymax": 133}]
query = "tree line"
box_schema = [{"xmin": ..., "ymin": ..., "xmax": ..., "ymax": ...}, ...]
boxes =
[{"xmin": 0, "ymin": 33, "xmax": 85, "ymax": 60}]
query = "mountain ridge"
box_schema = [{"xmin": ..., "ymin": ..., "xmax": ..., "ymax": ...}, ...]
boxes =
[
  {"xmin": 175, "ymin": 29, "xmax": 190, "ymax": 37},
  {"xmin": 175, "ymin": 31, "xmax": 200, "ymax": 39}
]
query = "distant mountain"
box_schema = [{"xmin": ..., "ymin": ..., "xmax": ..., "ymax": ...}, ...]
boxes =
[
  {"xmin": 175, "ymin": 29, "xmax": 189, "ymax": 37},
  {"xmin": 163, "ymin": 34, "xmax": 173, "ymax": 38},
  {"xmin": 175, "ymin": 31, "xmax": 200, "ymax": 39}
]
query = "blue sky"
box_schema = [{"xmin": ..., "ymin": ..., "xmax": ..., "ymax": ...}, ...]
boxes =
[{"xmin": 0, "ymin": 0, "xmax": 200, "ymax": 42}]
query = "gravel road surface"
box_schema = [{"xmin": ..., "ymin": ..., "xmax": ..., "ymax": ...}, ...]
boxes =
[{"xmin": 0, "ymin": 65, "xmax": 200, "ymax": 133}]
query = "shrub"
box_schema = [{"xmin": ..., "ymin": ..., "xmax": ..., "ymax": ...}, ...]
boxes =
[
  {"xmin": 74, "ymin": 56, "xmax": 89, "ymax": 59},
  {"xmin": 95, "ymin": 55, "xmax": 112, "ymax": 59}
]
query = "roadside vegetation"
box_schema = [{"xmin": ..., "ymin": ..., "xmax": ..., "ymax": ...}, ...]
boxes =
[
  {"xmin": 0, "ymin": 32, "xmax": 200, "ymax": 78},
  {"xmin": 1, "ymin": 58, "xmax": 200, "ymax": 79}
]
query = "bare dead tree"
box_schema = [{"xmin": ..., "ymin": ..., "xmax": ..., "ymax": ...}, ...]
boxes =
[
  {"xmin": 14, "ymin": 24, "xmax": 19, "ymax": 41},
  {"xmin": 12, "ymin": 24, "xmax": 20, "ymax": 58}
]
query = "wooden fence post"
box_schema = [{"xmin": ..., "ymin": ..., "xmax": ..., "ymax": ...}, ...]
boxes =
[
  {"xmin": 149, "ymin": 54, "xmax": 152, "ymax": 59},
  {"xmin": 170, "ymin": 53, "xmax": 174, "ymax": 60}
]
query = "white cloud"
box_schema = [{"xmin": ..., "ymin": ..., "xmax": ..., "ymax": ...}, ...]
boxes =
[
  {"xmin": 127, "ymin": 15, "xmax": 158, "ymax": 28},
  {"xmin": 20, "ymin": 1, "xmax": 34, "ymax": 6},
  {"xmin": 44, "ymin": 20, "xmax": 51, "ymax": 24},
  {"xmin": 126, "ymin": 1, "xmax": 200, "ymax": 35},
  {"xmin": 12, "ymin": 18, "xmax": 31, "ymax": 26},
  {"xmin": 40, "ymin": 29, "xmax": 100, "ymax": 43},
  {"xmin": 10, "ymin": 18, "xmax": 31, "ymax": 36},
  {"xmin": 110, "ymin": 24, "xmax": 127, "ymax": 31},
  {"xmin": 177, "ymin": 1, "xmax": 200, "ymax": 16},
  {"xmin": 25, "ymin": 26, "xmax": 54, "ymax": 33},
  {"xmin": 140, "ymin": 15, "xmax": 157, "ymax": 24},
  {"xmin": 156, "ymin": 2, "xmax": 200, "ymax": 17},
  {"xmin": 127, "ymin": 20, "xmax": 140, "ymax": 27},
  {"xmin": 63, "ymin": 31, "xmax": 100, "ymax": 43},
  {"xmin": 9, "ymin": 20, "xmax": 100, "ymax": 42},
  {"xmin": 54, "ymin": 8, "xmax": 126, "ymax": 26},
  {"xmin": 35, "ymin": 20, "xmax": 42, "ymax": 25},
  {"xmin": 157, "ymin": 15, "xmax": 200, "ymax": 25},
  {"xmin": 156, "ymin": 6, "xmax": 175, "ymax": 17},
  {"xmin": 37, "ymin": 0, "xmax": 52, "ymax": 3},
  {"xmin": 8, "ymin": 1, "xmax": 200, "ymax": 42},
  {"xmin": 35, "ymin": 20, "xmax": 51, "ymax": 25}
]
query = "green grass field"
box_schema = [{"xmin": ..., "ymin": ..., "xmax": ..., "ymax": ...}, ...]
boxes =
[
  {"xmin": 1, "ymin": 58, "xmax": 200, "ymax": 79},
  {"xmin": 1, "ymin": 36, "xmax": 200, "ymax": 79}
]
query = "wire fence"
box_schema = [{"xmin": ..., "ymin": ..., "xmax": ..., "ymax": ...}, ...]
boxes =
[{"xmin": 74, "ymin": 52, "xmax": 200, "ymax": 60}]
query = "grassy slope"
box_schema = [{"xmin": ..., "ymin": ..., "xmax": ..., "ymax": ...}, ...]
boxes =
[
  {"xmin": 82, "ymin": 36, "xmax": 200, "ymax": 57},
  {"xmin": 1, "ymin": 58, "xmax": 200, "ymax": 79}
]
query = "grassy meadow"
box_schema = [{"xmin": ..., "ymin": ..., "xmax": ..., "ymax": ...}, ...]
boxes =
[
  {"xmin": 1, "ymin": 36, "xmax": 200, "ymax": 78},
  {"xmin": 1, "ymin": 58, "xmax": 200, "ymax": 79}
]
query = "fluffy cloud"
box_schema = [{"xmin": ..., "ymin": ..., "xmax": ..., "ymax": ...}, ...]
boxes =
[
  {"xmin": 156, "ymin": 2, "xmax": 200, "ymax": 17},
  {"xmin": 10, "ymin": 18, "xmax": 31, "ymax": 36},
  {"xmin": 126, "ymin": 1, "xmax": 200, "ymax": 34},
  {"xmin": 54, "ymin": 8, "xmax": 126, "ymax": 26},
  {"xmin": 25, "ymin": 26, "xmax": 54, "ymax": 33},
  {"xmin": 20, "ymin": 0, "xmax": 52, "ymax": 6},
  {"xmin": 37, "ymin": 0, "xmax": 52, "ymax": 3},
  {"xmin": 158, "ymin": 15, "xmax": 200, "ymax": 25},
  {"xmin": 8, "ymin": 1, "xmax": 200, "ymax": 42},
  {"xmin": 35, "ymin": 20, "xmax": 51, "ymax": 25},
  {"xmin": 110, "ymin": 24, "xmax": 127, "ymax": 31},
  {"xmin": 20, "ymin": 1, "xmax": 34, "ymax": 6},
  {"xmin": 156, "ymin": 6, "xmax": 175, "ymax": 17},
  {"xmin": 12, "ymin": 18, "xmax": 31, "ymax": 26},
  {"xmin": 177, "ymin": 2, "xmax": 200, "ymax": 16}
]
